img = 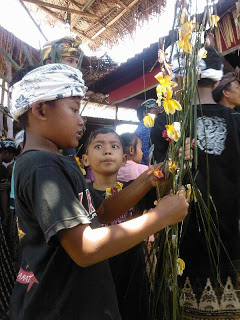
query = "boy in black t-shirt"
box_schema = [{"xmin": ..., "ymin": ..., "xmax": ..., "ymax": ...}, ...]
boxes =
[{"xmin": 9, "ymin": 64, "xmax": 188, "ymax": 320}]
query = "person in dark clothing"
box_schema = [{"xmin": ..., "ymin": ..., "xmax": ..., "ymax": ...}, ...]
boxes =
[
  {"xmin": 9, "ymin": 63, "xmax": 188, "ymax": 320},
  {"xmin": 0, "ymin": 139, "xmax": 18, "ymax": 320},
  {"xmin": 179, "ymin": 46, "xmax": 240, "ymax": 318},
  {"xmin": 135, "ymin": 99, "xmax": 159, "ymax": 165}
]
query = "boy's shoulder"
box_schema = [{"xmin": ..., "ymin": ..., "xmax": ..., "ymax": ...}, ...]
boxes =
[
  {"xmin": 17, "ymin": 149, "xmax": 70, "ymax": 167},
  {"xmin": 15, "ymin": 150, "xmax": 78, "ymax": 181}
]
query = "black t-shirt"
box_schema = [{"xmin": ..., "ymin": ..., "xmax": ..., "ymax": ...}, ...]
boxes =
[
  {"xmin": 89, "ymin": 182, "xmax": 151, "ymax": 320},
  {"xmin": 180, "ymin": 104, "xmax": 240, "ymax": 278},
  {"xmin": 151, "ymin": 104, "xmax": 240, "ymax": 275},
  {"xmin": 10, "ymin": 150, "xmax": 121, "ymax": 320}
]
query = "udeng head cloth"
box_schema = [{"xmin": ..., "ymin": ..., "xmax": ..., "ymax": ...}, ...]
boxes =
[{"xmin": 9, "ymin": 63, "xmax": 87, "ymax": 120}]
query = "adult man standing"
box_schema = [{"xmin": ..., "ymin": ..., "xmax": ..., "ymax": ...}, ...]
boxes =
[{"xmin": 212, "ymin": 72, "xmax": 240, "ymax": 110}]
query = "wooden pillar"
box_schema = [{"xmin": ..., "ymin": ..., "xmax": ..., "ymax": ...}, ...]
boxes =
[{"xmin": 5, "ymin": 59, "xmax": 13, "ymax": 139}]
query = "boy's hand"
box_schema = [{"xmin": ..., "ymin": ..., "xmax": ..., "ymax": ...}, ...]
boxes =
[
  {"xmin": 153, "ymin": 186, "xmax": 189, "ymax": 225},
  {"xmin": 179, "ymin": 137, "xmax": 193, "ymax": 160},
  {"xmin": 146, "ymin": 163, "xmax": 164, "ymax": 187}
]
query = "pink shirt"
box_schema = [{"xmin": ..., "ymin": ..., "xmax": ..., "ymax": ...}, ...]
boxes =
[{"xmin": 117, "ymin": 160, "xmax": 148, "ymax": 182}]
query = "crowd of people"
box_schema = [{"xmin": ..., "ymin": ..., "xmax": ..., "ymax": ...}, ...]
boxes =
[{"xmin": 0, "ymin": 36, "xmax": 239, "ymax": 320}]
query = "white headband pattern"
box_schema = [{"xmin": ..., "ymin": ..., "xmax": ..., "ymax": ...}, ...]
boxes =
[{"xmin": 9, "ymin": 64, "xmax": 87, "ymax": 120}]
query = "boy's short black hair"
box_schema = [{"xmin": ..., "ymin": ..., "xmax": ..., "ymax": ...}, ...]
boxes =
[
  {"xmin": 84, "ymin": 128, "xmax": 124, "ymax": 154},
  {"xmin": 10, "ymin": 66, "xmax": 38, "ymax": 128},
  {"xmin": 120, "ymin": 133, "xmax": 139, "ymax": 154},
  {"xmin": 137, "ymin": 99, "xmax": 158, "ymax": 121}
]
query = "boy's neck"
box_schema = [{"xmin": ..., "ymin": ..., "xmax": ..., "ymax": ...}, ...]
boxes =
[
  {"xmin": 23, "ymin": 130, "xmax": 61, "ymax": 154},
  {"xmin": 92, "ymin": 172, "xmax": 119, "ymax": 191}
]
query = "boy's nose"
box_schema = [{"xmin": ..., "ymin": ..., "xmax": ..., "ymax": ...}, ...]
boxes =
[
  {"xmin": 78, "ymin": 115, "xmax": 84, "ymax": 125},
  {"xmin": 104, "ymin": 148, "xmax": 112, "ymax": 155}
]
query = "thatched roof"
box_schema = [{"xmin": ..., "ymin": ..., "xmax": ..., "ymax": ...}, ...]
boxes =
[{"xmin": 22, "ymin": 0, "xmax": 166, "ymax": 51}]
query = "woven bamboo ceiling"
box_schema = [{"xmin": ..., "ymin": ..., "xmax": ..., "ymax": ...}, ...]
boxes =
[{"xmin": 22, "ymin": 0, "xmax": 166, "ymax": 51}]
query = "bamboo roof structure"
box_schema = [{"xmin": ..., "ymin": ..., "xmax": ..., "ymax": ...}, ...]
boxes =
[{"xmin": 21, "ymin": 0, "xmax": 166, "ymax": 51}]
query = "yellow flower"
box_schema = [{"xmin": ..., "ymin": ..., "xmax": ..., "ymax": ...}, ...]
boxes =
[
  {"xmin": 80, "ymin": 167, "xmax": 86, "ymax": 175},
  {"xmin": 75, "ymin": 156, "xmax": 86, "ymax": 175},
  {"xmin": 169, "ymin": 161, "xmax": 178, "ymax": 173},
  {"xmin": 75, "ymin": 157, "xmax": 81, "ymax": 166},
  {"xmin": 178, "ymin": 21, "xmax": 193, "ymax": 54},
  {"xmin": 146, "ymin": 165, "xmax": 164, "ymax": 179},
  {"xmin": 143, "ymin": 113, "xmax": 156, "ymax": 128},
  {"xmin": 178, "ymin": 32, "xmax": 192, "ymax": 53},
  {"xmin": 186, "ymin": 184, "xmax": 197, "ymax": 202},
  {"xmin": 17, "ymin": 217, "xmax": 25, "ymax": 240},
  {"xmin": 163, "ymin": 88, "xmax": 182, "ymax": 115},
  {"xmin": 211, "ymin": 15, "xmax": 220, "ymax": 28},
  {"xmin": 155, "ymin": 72, "xmax": 178, "ymax": 96},
  {"xmin": 105, "ymin": 182, "xmax": 123, "ymax": 199},
  {"xmin": 165, "ymin": 122, "xmax": 181, "ymax": 142},
  {"xmin": 177, "ymin": 258, "xmax": 185, "ymax": 276}
]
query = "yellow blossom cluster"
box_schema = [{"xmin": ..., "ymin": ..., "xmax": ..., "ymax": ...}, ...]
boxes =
[{"xmin": 154, "ymin": 72, "xmax": 182, "ymax": 115}]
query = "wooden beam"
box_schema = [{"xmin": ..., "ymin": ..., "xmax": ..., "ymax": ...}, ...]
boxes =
[
  {"xmin": 23, "ymin": 0, "xmax": 99, "ymax": 19},
  {"xmin": 68, "ymin": 0, "xmax": 82, "ymax": 10},
  {"xmin": 82, "ymin": 0, "xmax": 96, "ymax": 11},
  {"xmin": 106, "ymin": 0, "xmax": 139, "ymax": 27}
]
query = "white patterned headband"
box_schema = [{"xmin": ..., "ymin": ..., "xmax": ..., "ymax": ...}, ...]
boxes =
[{"xmin": 9, "ymin": 64, "xmax": 87, "ymax": 120}]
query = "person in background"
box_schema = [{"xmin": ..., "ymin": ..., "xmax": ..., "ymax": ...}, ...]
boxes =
[
  {"xmin": 0, "ymin": 140, "xmax": 18, "ymax": 226},
  {"xmin": 135, "ymin": 99, "xmax": 159, "ymax": 165},
  {"xmin": 178, "ymin": 46, "xmax": 240, "ymax": 319},
  {"xmin": 117, "ymin": 133, "xmax": 148, "ymax": 182},
  {"xmin": 0, "ymin": 139, "xmax": 18, "ymax": 320},
  {"xmin": 212, "ymin": 72, "xmax": 240, "ymax": 110},
  {"xmin": 82, "ymin": 128, "xmax": 152, "ymax": 319},
  {"xmin": 42, "ymin": 36, "xmax": 82, "ymax": 69}
]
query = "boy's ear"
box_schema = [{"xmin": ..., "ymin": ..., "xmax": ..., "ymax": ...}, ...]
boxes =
[
  {"xmin": 82, "ymin": 154, "xmax": 89, "ymax": 167},
  {"xmin": 31, "ymin": 101, "xmax": 47, "ymax": 120},
  {"xmin": 122, "ymin": 154, "xmax": 127, "ymax": 165}
]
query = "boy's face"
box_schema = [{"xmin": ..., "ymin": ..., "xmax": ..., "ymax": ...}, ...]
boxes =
[
  {"xmin": 42, "ymin": 96, "xmax": 84, "ymax": 149},
  {"xmin": 83, "ymin": 133, "xmax": 126, "ymax": 176},
  {"xmin": 46, "ymin": 56, "xmax": 79, "ymax": 69},
  {"xmin": 62, "ymin": 56, "xmax": 79, "ymax": 69}
]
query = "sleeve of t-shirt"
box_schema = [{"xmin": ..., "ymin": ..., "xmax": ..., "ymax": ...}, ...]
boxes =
[{"xmin": 24, "ymin": 165, "xmax": 91, "ymax": 244}]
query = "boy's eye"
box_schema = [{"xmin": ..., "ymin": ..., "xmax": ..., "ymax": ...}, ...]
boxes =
[
  {"xmin": 112, "ymin": 144, "xmax": 119, "ymax": 149},
  {"xmin": 94, "ymin": 145, "xmax": 102, "ymax": 149},
  {"xmin": 72, "ymin": 108, "xmax": 79, "ymax": 114}
]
